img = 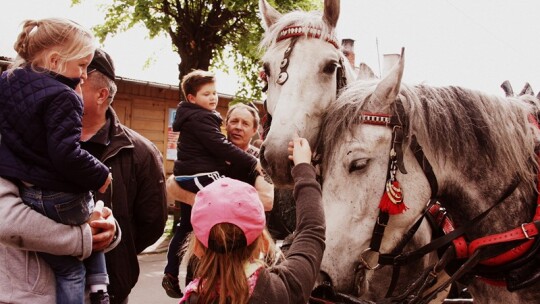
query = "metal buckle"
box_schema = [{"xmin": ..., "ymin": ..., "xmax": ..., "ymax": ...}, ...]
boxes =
[
  {"xmin": 521, "ymin": 223, "xmax": 533, "ymax": 240},
  {"xmin": 360, "ymin": 248, "xmax": 381, "ymax": 270}
]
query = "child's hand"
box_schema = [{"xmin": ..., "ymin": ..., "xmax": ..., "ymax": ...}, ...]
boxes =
[
  {"xmin": 288, "ymin": 134, "xmax": 312, "ymax": 165},
  {"xmin": 98, "ymin": 173, "xmax": 113, "ymax": 193},
  {"xmin": 88, "ymin": 200, "xmax": 105, "ymax": 235}
]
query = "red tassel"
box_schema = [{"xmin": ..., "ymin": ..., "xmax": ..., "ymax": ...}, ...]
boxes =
[{"xmin": 379, "ymin": 180, "xmax": 408, "ymax": 215}]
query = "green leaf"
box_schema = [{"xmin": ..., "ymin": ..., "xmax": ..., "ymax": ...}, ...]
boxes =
[{"xmin": 72, "ymin": 0, "xmax": 319, "ymax": 101}]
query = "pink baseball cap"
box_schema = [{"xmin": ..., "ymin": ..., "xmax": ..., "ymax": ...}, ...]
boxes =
[{"xmin": 191, "ymin": 178, "xmax": 266, "ymax": 252}]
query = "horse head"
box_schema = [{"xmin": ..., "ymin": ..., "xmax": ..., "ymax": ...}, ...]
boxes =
[
  {"xmin": 319, "ymin": 48, "xmax": 540, "ymax": 301},
  {"xmin": 258, "ymin": 0, "xmax": 354, "ymax": 186},
  {"xmin": 319, "ymin": 50, "xmax": 435, "ymax": 297}
]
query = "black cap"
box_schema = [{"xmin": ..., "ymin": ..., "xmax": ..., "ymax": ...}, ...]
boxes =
[{"xmin": 88, "ymin": 48, "xmax": 115, "ymax": 81}]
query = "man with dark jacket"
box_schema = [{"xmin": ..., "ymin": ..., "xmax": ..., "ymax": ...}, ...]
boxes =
[
  {"xmin": 80, "ymin": 49, "xmax": 167, "ymax": 303},
  {"xmin": 0, "ymin": 48, "xmax": 164, "ymax": 304}
]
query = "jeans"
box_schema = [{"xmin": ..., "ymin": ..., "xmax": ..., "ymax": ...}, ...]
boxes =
[
  {"xmin": 164, "ymin": 173, "xmax": 220, "ymax": 280},
  {"xmin": 20, "ymin": 186, "xmax": 109, "ymax": 304}
]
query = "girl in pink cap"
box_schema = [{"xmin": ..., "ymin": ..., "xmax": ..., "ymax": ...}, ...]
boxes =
[{"xmin": 179, "ymin": 136, "xmax": 325, "ymax": 304}]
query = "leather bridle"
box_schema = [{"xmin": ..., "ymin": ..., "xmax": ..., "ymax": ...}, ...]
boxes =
[
  {"xmin": 261, "ymin": 25, "xmax": 347, "ymax": 140},
  {"xmin": 349, "ymin": 99, "xmax": 540, "ymax": 303}
]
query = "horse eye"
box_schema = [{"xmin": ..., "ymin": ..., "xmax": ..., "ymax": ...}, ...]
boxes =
[
  {"xmin": 323, "ymin": 62, "xmax": 340, "ymax": 75},
  {"xmin": 349, "ymin": 159, "xmax": 368, "ymax": 173}
]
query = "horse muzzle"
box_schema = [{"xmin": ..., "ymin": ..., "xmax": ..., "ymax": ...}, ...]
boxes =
[{"xmin": 260, "ymin": 144, "xmax": 294, "ymax": 187}]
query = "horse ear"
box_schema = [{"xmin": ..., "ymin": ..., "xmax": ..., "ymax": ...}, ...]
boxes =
[
  {"xmin": 259, "ymin": 0, "xmax": 282, "ymax": 29},
  {"xmin": 323, "ymin": 0, "xmax": 340, "ymax": 28},
  {"xmin": 519, "ymin": 82, "xmax": 534, "ymax": 96},
  {"xmin": 357, "ymin": 62, "xmax": 377, "ymax": 80},
  {"xmin": 372, "ymin": 47, "xmax": 405, "ymax": 106},
  {"xmin": 500, "ymin": 80, "xmax": 514, "ymax": 97}
]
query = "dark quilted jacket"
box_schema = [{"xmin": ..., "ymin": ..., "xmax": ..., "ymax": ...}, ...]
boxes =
[
  {"xmin": 0, "ymin": 67, "xmax": 109, "ymax": 192},
  {"xmin": 172, "ymin": 102, "xmax": 257, "ymax": 176},
  {"xmin": 87, "ymin": 108, "xmax": 167, "ymax": 303}
]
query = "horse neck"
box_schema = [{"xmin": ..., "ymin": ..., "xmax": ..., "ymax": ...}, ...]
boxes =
[{"xmin": 432, "ymin": 162, "xmax": 536, "ymax": 239}]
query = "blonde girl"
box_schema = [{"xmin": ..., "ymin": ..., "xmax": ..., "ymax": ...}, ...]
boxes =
[
  {"xmin": 179, "ymin": 137, "xmax": 325, "ymax": 304},
  {"xmin": 0, "ymin": 18, "xmax": 112, "ymax": 304}
]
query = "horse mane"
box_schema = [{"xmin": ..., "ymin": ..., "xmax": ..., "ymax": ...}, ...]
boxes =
[
  {"xmin": 321, "ymin": 81, "xmax": 540, "ymax": 187},
  {"xmin": 259, "ymin": 10, "xmax": 337, "ymax": 50}
]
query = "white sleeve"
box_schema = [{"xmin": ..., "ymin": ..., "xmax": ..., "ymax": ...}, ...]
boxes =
[{"xmin": 0, "ymin": 177, "xmax": 93, "ymax": 260}]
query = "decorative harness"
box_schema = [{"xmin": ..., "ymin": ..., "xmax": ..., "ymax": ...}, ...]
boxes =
[
  {"xmin": 261, "ymin": 25, "xmax": 347, "ymax": 140},
  {"xmin": 350, "ymin": 99, "xmax": 540, "ymax": 303}
]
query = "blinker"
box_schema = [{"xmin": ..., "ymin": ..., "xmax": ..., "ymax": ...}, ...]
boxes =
[{"xmin": 277, "ymin": 72, "xmax": 288, "ymax": 85}]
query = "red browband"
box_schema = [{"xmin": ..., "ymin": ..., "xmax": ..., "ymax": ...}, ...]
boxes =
[{"xmin": 276, "ymin": 25, "xmax": 339, "ymax": 49}]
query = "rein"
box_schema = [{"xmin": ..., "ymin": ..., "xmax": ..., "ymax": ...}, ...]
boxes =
[{"xmin": 350, "ymin": 100, "xmax": 540, "ymax": 302}]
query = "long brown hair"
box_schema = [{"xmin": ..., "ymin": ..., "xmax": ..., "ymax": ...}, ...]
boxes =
[{"xmin": 183, "ymin": 224, "xmax": 277, "ymax": 304}]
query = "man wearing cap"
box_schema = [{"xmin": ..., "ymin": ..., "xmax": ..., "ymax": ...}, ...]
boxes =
[
  {"xmin": 0, "ymin": 49, "xmax": 167, "ymax": 303},
  {"xmin": 80, "ymin": 49, "xmax": 167, "ymax": 304},
  {"xmin": 0, "ymin": 48, "xmax": 122, "ymax": 302}
]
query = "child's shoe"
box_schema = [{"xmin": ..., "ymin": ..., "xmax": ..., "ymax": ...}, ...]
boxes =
[
  {"xmin": 162, "ymin": 273, "xmax": 183, "ymax": 298},
  {"xmin": 90, "ymin": 290, "xmax": 110, "ymax": 304}
]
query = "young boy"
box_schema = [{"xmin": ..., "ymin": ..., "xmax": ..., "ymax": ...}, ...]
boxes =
[{"xmin": 162, "ymin": 70, "xmax": 260, "ymax": 298}]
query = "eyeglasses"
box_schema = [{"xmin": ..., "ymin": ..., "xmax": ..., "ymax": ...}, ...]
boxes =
[{"xmin": 87, "ymin": 68, "xmax": 97, "ymax": 75}]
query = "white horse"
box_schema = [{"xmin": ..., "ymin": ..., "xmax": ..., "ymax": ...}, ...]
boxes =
[
  {"xmin": 258, "ymin": 0, "xmax": 355, "ymax": 187},
  {"xmin": 319, "ymin": 49, "xmax": 540, "ymax": 303}
]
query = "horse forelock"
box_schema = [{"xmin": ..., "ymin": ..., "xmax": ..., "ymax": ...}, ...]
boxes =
[
  {"xmin": 259, "ymin": 10, "xmax": 336, "ymax": 50},
  {"xmin": 320, "ymin": 80, "xmax": 380, "ymax": 167},
  {"xmin": 321, "ymin": 81, "xmax": 540, "ymax": 188}
]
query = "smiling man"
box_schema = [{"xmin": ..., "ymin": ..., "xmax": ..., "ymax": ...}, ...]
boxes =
[{"xmin": 225, "ymin": 103, "xmax": 261, "ymax": 157}]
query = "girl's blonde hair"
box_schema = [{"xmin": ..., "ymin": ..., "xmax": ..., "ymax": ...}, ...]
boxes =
[
  {"xmin": 182, "ymin": 224, "xmax": 278, "ymax": 304},
  {"xmin": 10, "ymin": 17, "xmax": 95, "ymax": 74}
]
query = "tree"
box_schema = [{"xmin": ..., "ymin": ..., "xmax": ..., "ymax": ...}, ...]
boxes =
[{"xmin": 73, "ymin": 0, "xmax": 320, "ymax": 101}]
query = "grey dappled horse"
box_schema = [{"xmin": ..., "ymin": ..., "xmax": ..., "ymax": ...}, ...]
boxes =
[
  {"xmin": 258, "ymin": 0, "xmax": 355, "ymax": 187},
  {"xmin": 319, "ymin": 49, "xmax": 540, "ymax": 303}
]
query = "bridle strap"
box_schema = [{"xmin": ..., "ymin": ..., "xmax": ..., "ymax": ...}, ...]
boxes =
[
  {"xmin": 410, "ymin": 135, "xmax": 438, "ymax": 195},
  {"xmin": 384, "ymin": 199, "xmax": 438, "ymax": 297},
  {"xmin": 361, "ymin": 101, "xmax": 524, "ymax": 299},
  {"xmin": 380, "ymin": 176, "xmax": 520, "ymax": 301},
  {"xmin": 264, "ymin": 26, "xmax": 347, "ymax": 175},
  {"xmin": 275, "ymin": 36, "xmax": 299, "ymax": 86},
  {"xmin": 379, "ymin": 176, "xmax": 521, "ymax": 267},
  {"xmin": 392, "ymin": 98, "xmax": 409, "ymax": 174},
  {"xmin": 276, "ymin": 25, "xmax": 339, "ymax": 49}
]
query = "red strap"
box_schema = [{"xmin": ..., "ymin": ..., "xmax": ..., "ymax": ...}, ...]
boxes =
[
  {"xmin": 428, "ymin": 204, "xmax": 468, "ymax": 259},
  {"xmin": 470, "ymin": 225, "xmax": 537, "ymax": 266},
  {"xmin": 427, "ymin": 114, "xmax": 540, "ymax": 273},
  {"xmin": 276, "ymin": 26, "xmax": 339, "ymax": 49}
]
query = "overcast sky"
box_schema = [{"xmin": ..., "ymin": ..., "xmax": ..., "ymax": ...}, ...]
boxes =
[{"xmin": 1, "ymin": 0, "xmax": 539, "ymax": 96}]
